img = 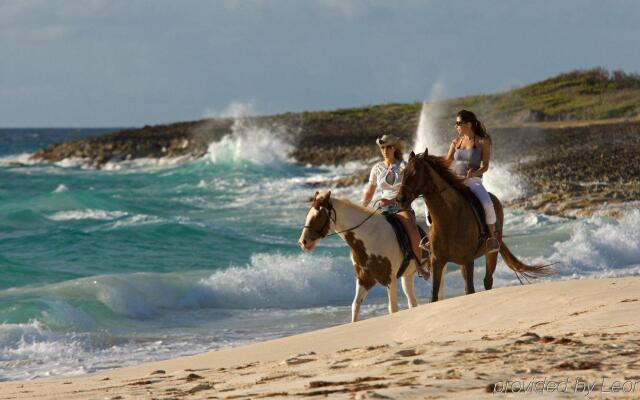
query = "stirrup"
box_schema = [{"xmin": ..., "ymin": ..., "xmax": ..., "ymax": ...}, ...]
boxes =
[
  {"xmin": 416, "ymin": 261, "xmax": 430, "ymax": 281},
  {"xmin": 486, "ymin": 236, "xmax": 500, "ymax": 254},
  {"xmin": 419, "ymin": 236, "xmax": 430, "ymax": 252}
]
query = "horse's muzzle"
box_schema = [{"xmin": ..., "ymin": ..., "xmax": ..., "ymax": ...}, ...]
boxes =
[{"xmin": 298, "ymin": 236, "xmax": 316, "ymax": 252}]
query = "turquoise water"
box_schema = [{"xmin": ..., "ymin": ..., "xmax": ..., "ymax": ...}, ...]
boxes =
[{"xmin": 0, "ymin": 126, "xmax": 638, "ymax": 381}]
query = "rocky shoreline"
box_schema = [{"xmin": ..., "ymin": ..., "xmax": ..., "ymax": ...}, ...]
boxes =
[{"xmin": 30, "ymin": 110, "xmax": 640, "ymax": 218}]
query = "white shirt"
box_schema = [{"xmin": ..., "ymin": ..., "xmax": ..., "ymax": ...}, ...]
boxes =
[{"xmin": 368, "ymin": 160, "xmax": 406, "ymax": 200}]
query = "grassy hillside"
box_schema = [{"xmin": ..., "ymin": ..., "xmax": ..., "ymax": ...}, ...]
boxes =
[
  {"xmin": 34, "ymin": 68, "xmax": 640, "ymax": 167},
  {"xmin": 469, "ymin": 68, "xmax": 640, "ymax": 122},
  {"xmin": 287, "ymin": 67, "xmax": 640, "ymax": 130}
]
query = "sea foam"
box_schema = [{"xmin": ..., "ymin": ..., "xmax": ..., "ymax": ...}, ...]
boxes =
[
  {"xmin": 47, "ymin": 209, "xmax": 128, "ymax": 221},
  {"xmin": 0, "ymin": 153, "xmax": 40, "ymax": 167},
  {"xmin": 483, "ymin": 163, "xmax": 527, "ymax": 202},
  {"xmin": 491, "ymin": 210, "xmax": 640, "ymax": 286}
]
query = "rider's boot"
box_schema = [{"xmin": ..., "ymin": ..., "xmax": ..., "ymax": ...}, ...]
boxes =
[
  {"xmin": 415, "ymin": 237, "xmax": 431, "ymax": 280},
  {"xmin": 486, "ymin": 224, "xmax": 500, "ymax": 254},
  {"xmin": 416, "ymin": 259, "xmax": 430, "ymax": 280},
  {"xmin": 419, "ymin": 236, "xmax": 430, "ymax": 257}
]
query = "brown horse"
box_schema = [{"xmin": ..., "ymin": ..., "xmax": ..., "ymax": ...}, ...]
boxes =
[{"xmin": 397, "ymin": 149, "xmax": 552, "ymax": 302}]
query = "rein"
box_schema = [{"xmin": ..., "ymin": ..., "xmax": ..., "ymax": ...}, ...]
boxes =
[
  {"xmin": 328, "ymin": 204, "xmax": 382, "ymax": 237},
  {"xmin": 304, "ymin": 202, "xmax": 382, "ymax": 240}
]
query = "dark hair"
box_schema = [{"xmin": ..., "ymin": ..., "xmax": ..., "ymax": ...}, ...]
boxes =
[
  {"xmin": 457, "ymin": 109, "xmax": 491, "ymax": 141},
  {"xmin": 393, "ymin": 148, "xmax": 403, "ymax": 161}
]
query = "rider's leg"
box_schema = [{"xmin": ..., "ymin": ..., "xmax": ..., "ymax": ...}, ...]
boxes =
[
  {"xmin": 397, "ymin": 210, "xmax": 422, "ymax": 262},
  {"xmin": 464, "ymin": 178, "xmax": 499, "ymax": 253},
  {"xmin": 484, "ymin": 204, "xmax": 499, "ymax": 253}
]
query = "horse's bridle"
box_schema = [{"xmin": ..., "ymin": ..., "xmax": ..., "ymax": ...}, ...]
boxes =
[
  {"xmin": 304, "ymin": 203, "xmax": 336, "ymax": 240},
  {"xmin": 304, "ymin": 201, "xmax": 382, "ymax": 240},
  {"xmin": 400, "ymin": 155, "xmax": 448, "ymax": 203}
]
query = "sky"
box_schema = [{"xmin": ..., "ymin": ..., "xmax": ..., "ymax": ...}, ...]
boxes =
[{"xmin": 1, "ymin": 0, "xmax": 639, "ymax": 127}]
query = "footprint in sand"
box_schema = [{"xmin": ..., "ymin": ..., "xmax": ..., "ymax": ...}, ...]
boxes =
[
  {"xmin": 395, "ymin": 348, "xmax": 421, "ymax": 357},
  {"xmin": 184, "ymin": 373, "xmax": 203, "ymax": 382},
  {"xmin": 150, "ymin": 369, "xmax": 166, "ymax": 375},
  {"xmin": 186, "ymin": 382, "xmax": 213, "ymax": 394},
  {"xmin": 284, "ymin": 356, "xmax": 316, "ymax": 366}
]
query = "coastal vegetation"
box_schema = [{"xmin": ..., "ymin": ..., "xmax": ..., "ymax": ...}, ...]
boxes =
[
  {"xmin": 30, "ymin": 68, "xmax": 640, "ymax": 218},
  {"xmin": 32, "ymin": 68, "xmax": 640, "ymax": 167}
]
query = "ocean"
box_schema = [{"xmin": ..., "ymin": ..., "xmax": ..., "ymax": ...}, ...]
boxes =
[{"xmin": 0, "ymin": 123, "xmax": 638, "ymax": 381}]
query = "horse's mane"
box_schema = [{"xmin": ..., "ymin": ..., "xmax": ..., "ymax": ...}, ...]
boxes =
[
  {"xmin": 422, "ymin": 154, "xmax": 467, "ymax": 192},
  {"xmin": 332, "ymin": 197, "xmax": 382, "ymax": 214}
]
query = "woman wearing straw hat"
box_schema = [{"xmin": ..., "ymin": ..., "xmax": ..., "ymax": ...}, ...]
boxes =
[{"xmin": 361, "ymin": 134, "xmax": 428, "ymax": 272}]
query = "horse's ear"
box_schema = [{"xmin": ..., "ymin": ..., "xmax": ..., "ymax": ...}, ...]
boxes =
[
  {"xmin": 326, "ymin": 190, "xmax": 331, "ymax": 200},
  {"xmin": 311, "ymin": 191, "xmax": 321, "ymax": 208},
  {"xmin": 409, "ymin": 151, "xmax": 415, "ymax": 160},
  {"xmin": 424, "ymin": 147, "xmax": 429, "ymax": 156}
]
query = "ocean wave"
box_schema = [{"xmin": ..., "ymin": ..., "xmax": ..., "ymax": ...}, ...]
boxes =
[
  {"xmin": 100, "ymin": 155, "xmax": 193, "ymax": 172},
  {"xmin": 109, "ymin": 214, "xmax": 165, "ymax": 229},
  {"xmin": 198, "ymin": 252, "xmax": 354, "ymax": 308},
  {"xmin": 0, "ymin": 320, "xmax": 177, "ymax": 381},
  {"xmin": 0, "ymin": 153, "xmax": 41, "ymax": 168},
  {"xmin": 543, "ymin": 210, "xmax": 640, "ymax": 276},
  {"xmin": 0, "ymin": 253, "xmax": 354, "ymax": 322},
  {"xmin": 53, "ymin": 184, "xmax": 69, "ymax": 193},
  {"xmin": 47, "ymin": 209, "xmax": 128, "ymax": 222},
  {"xmin": 502, "ymin": 209, "xmax": 568, "ymax": 233},
  {"xmin": 492, "ymin": 209, "xmax": 640, "ymax": 286}
]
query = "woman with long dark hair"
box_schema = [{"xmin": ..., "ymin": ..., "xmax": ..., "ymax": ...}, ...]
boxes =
[{"xmin": 444, "ymin": 110, "xmax": 500, "ymax": 253}]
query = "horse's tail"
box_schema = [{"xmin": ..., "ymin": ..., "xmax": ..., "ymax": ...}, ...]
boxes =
[{"xmin": 499, "ymin": 241, "xmax": 554, "ymax": 279}]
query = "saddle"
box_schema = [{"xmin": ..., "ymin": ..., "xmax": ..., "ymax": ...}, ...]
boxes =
[
  {"xmin": 423, "ymin": 188, "xmax": 497, "ymax": 253},
  {"xmin": 459, "ymin": 187, "xmax": 489, "ymax": 239},
  {"xmin": 383, "ymin": 212, "xmax": 428, "ymax": 279}
]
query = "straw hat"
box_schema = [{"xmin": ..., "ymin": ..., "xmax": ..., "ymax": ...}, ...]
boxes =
[{"xmin": 376, "ymin": 134, "xmax": 405, "ymax": 153}]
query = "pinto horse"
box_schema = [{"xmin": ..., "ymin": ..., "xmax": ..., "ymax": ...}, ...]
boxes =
[
  {"xmin": 397, "ymin": 149, "xmax": 552, "ymax": 302},
  {"xmin": 298, "ymin": 191, "xmax": 421, "ymax": 322}
]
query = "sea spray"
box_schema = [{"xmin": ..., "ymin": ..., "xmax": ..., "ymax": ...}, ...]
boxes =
[
  {"xmin": 206, "ymin": 119, "xmax": 292, "ymax": 165},
  {"xmin": 204, "ymin": 101, "xmax": 293, "ymax": 166},
  {"xmin": 483, "ymin": 164, "xmax": 527, "ymax": 201},
  {"xmin": 413, "ymin": 83, "xmax": 448, "ymax": 156}
]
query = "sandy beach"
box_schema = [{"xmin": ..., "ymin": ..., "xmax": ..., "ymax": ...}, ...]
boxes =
[{"xmin": 1, "ymin": 277, "xmax": 638, "ymax": 399}]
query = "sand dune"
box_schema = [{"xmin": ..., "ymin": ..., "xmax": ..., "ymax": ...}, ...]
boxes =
[{"xmin": 2, "ymin": 277, "xmax": 639, "ymax": 399}]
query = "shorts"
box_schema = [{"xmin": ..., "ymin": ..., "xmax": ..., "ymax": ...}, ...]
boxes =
[{"xmin": 381, "ymin": 204, "xmax": 415, "ymax": 216}]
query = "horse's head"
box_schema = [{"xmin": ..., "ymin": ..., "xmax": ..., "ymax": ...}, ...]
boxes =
[
  {"xmin": 397, "ymin": 148, "xmax": 432, "ymax": 209},
  {"xmin": 398, "ymin": 148, "xmax": 463, "ymax": 209},
  {"xmin": 298, "ymin": 191, "xmax": 334, "ymax": 252}
]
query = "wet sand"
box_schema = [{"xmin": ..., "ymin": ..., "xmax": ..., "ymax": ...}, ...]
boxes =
[{"xmin": 2, "ymin": 277, "xmax": 639, "ymax": 399}]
